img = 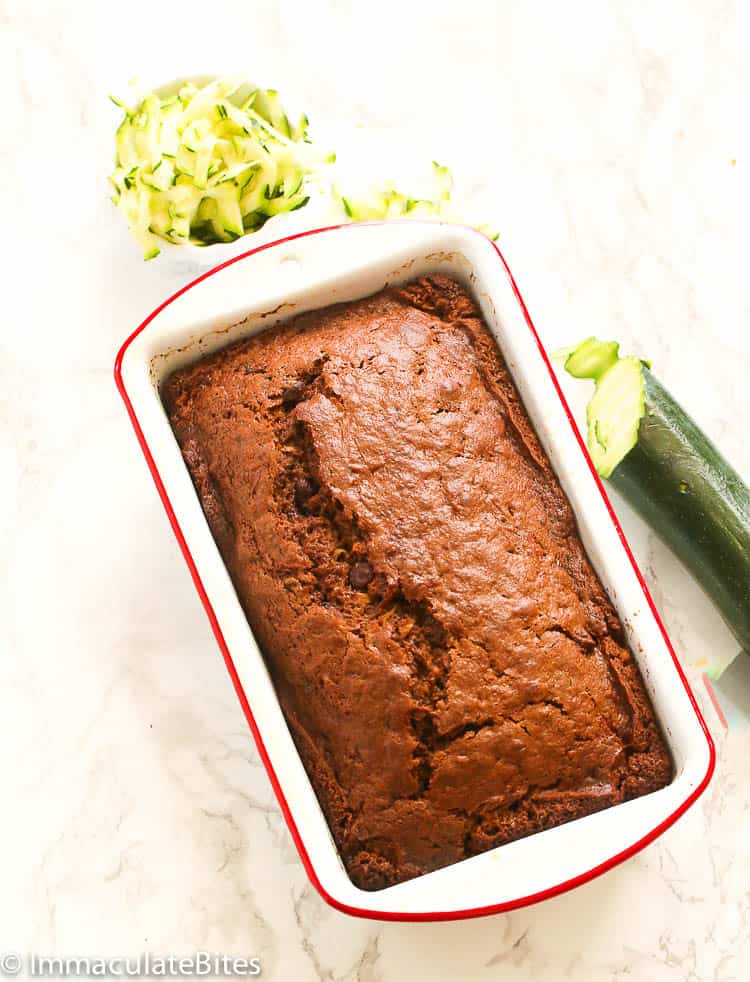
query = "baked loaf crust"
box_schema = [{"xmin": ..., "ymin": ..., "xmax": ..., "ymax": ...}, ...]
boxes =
[{"xmin": 164, "ymin": 275, "xmax": 672, "ymax": 890}]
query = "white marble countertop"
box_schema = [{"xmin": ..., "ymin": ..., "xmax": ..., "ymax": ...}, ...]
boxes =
[{"xmin": 2, "ymin": 1, "xmax": 749, "ymax": 978}]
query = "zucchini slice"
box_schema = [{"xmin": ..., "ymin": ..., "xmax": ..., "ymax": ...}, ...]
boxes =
[{"xmin": 559, "ymin": 336, "xmax": 621, "ymax": 380}]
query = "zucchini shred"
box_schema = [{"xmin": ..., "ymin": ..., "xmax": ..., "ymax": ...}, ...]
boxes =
[{"xmin": 334, "ymin": 161, "xmax": 498, "ymax": 240}]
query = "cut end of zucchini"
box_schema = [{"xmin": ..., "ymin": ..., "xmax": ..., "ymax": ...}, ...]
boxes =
[
  {"xmin": 556, "ymin": 337, "xmax": 648, "ymax": 477},
  {"xmin": 585, "ymin": 356, "xmax": 645, "ymax": 478}
]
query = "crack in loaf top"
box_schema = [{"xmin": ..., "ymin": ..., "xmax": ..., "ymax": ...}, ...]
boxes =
[{"xmin": 164, "ymin": 275, "xmax": 672, "ymax": 890}]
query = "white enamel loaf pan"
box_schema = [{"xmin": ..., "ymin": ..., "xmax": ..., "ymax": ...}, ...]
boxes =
[{"xmin": 115, "ymin": 221, "xmax": 715, "ymax": 921}]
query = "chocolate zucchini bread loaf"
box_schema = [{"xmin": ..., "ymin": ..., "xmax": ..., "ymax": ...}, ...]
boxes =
[{"xmin": 164, "ymin": 275, "xmax": 672, "ymax": 890}]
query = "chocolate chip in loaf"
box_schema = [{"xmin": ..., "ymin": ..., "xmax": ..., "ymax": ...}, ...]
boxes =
[
  {"xmin": 280, "ymin": 380, "xmax": 306, "ymax": 405},
  {"xmin": 294, "ymin": 478, "xmax": 319, "ymax": 514},
  {"xmin": 349, "ymin": 561, "xmax": 373, "ymax": 590}
]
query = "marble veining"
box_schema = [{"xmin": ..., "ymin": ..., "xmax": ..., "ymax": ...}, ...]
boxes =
[{"xmin": 2, "ymin": 0, "xmax": 748, "ymax": 979}]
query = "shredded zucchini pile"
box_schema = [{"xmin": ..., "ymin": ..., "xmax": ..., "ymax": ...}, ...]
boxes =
[
  {"xmin": 109, "ymin": 79, "xmax": 326, "ymax": 259},
  {"xmin": 109, "ymin": 78, "xmax": 498, "ymax": 258}
]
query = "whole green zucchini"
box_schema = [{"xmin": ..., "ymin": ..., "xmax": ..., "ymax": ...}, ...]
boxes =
[{"xmin": 557, "ymin": 339, "xmax": 750, "ymax": 657}]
